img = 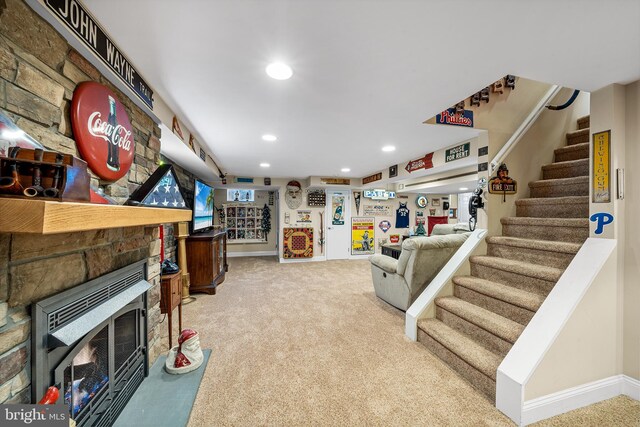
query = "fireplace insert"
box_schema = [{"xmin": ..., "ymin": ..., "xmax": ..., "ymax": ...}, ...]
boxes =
[{"xmin": 32, "ymin": 259, "xmax": 151, "ymax": 427}]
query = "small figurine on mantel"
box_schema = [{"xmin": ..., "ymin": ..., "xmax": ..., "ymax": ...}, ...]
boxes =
[{"xmin": 165, "ymin": 328, "xmax": 204, "ymax": 374}]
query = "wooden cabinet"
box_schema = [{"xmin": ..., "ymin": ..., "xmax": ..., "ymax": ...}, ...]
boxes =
[
  {"xmin": 160, "ymin": 271, "xmax": 182, "ymax": 348},
  {"xmin": 185, "ymin": 229, "xmax": 228, "ymax": 295}
]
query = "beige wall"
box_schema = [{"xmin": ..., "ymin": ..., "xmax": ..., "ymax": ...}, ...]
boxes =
[
  {"xmin": 525, "ymin": 248, "xmax": 619, "ymax": 399},
  {"xmin": 623, "ymin": 81, "xmax": 640, "ymax": 379},
  {"xmin": 215, "ymin": 188, "xmax": 277, "ymax": 254},
  {"xmin": 485, "ymin": 89, "xmax": 590, "ymax": 235}
]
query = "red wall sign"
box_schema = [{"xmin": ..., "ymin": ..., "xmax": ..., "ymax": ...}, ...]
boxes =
[
  {"xmin": 71, "ymin": 82, "xmax": 135, "ymax": 181},
  {"xmin": 405, "ymin": 152, "xmax": 434, "ymax": 173}
]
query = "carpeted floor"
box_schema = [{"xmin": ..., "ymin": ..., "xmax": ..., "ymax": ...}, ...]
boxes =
[{"xmin": 157, "ymin": 256, "xmax": 638, "ymax": 426}]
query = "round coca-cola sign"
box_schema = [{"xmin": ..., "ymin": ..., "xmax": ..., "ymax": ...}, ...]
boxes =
[{"xmin": 71, "ymin": 82, "xmax": 135, "ymax": 181}]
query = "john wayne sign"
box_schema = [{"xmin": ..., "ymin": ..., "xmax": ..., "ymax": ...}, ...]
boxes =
[
  {"xmin": 42, "ymin": 0, "xmax": 154, "ymax": 109},
  {"xmin": 435, "ymin": 108, "xmax": 474, "ymax": 127}
]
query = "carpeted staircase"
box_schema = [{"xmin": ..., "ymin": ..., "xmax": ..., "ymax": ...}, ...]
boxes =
[{"xmin": 417, "ymin": 115, "xmax": 591, "ymax": 401}]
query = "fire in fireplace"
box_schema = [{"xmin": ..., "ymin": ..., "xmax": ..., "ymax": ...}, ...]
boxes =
[{"xmin": 32, "ymin": 260, "xmax": 151, "ymax": 427}]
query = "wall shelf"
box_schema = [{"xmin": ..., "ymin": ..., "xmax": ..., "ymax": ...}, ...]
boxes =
[{"xmin": 0, "ymin": 198, "xmax": 192, "ymax": 234}]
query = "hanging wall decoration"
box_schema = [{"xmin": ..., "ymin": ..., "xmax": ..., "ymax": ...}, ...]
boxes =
[
  {"xmin": 416, "ymin": 211, "xmax": 425, "ymax": 225},
  {"xmin": 363, "ymin": 204, "xmax": 391, "ymax": 216},
  {"xmin": 395, "ymin": 202, "xmax": 410, "ymax": 228},
  {"xmin": 71, "ymin": 82, "xmax": 135, "ymax": 181},
  {"xmin": 405, "ymin": 153, "xmax": 434, "ymax": 173},
  {"xmin": 592, "ymin": 130, "xmax": 611, "ymax": 203},
  {"xmin": 307, "ymin": 189, "xmax": 326, "ymax": 206},
  {"xmin": 353, "ymin": 191, "xmax": 361, "ymax": 215},
  {"xmin": 285, "ymin": 180, "xmax": 303, "ymax": 209},
  {"xmin": 435, "ymin": 108, "xmax": 474, "ymax": 128},
  {"xmin": 261, "ymin": 204, "xmax": 271, "ymax": 241},
  {"xmin": 362, "ymin": 172, "xmax": 382, "ymax": 185},
  {"xmin": 351, "ymin": 218, "xmax": 375, "ymax": 255},
  {"xmin": 188, "ymin": 134, "xmax": 196, "ymax": 152},
  {"xmin": 297, "ymin": 210, "xmax": 312, "ymax": 223},
  {"xmin": 379, "ymin": 220, "xmax": 391, "ymax": 233},
  {"xmin": 488, "ymin": 163, "xmax": 518, "ymax": 201},
  {"xmin": 389, "ymin": 234, "xmax": 400, "ymax": 244},
  {"xmin": 283, "ymin": 227, "xmax": 313, "ymax": 259},
  {"xmin": 416, "ymin": 195, "xmax": 428, "ymax": 208},
  {"xmin": 331, "ymin": 193, "xmax": 345, "ymax": 225},
  {"xmin": 172, "ymin": 116, "xmax": 184, "ymax": 141},
  {"xmin": 389, "ymin": 164, "xmax": 398, "ymax": 178}
]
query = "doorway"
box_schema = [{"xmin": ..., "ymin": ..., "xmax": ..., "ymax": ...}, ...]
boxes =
[{"xmin": 325, "ymin": 190, "xmax": 351, "ymax": 260}]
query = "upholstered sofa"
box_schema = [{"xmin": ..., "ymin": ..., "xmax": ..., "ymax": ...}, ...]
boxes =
[{"xmin": 369, "ymin": 226, "xmax": 470, "ymax": 311}]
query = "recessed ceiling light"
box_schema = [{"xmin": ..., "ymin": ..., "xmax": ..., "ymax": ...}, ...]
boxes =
[
  {"xmin": 341, "ymin": 168, "xmax": 351, "ymax": 172},
  {"xmin": 459, "ymin": 187, "xmax": 469, "ymax": 191},
  {"xmin": 382, "ymin": 145, "xmax": 396, "ymax": 152},
  {"xmin": 265, "ymin": 62, "xmax": 293, "ymax": 80},
  {"xmin": 262, "ymin": 134, "xmax": 277, "ymax": 142},
  {"xmin": 260, "ymin": 163, "xmax": 270, "ymax": 168}
]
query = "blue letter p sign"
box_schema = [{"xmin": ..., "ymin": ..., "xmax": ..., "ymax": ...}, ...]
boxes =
[{"xmin": 590, "ymin": 212, "xmax": 614, "ymax": 235}]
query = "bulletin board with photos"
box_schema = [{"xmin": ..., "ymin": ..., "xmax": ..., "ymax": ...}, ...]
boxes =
[{"xmin": 223, "ymin": 203, "xmax": 265, "ymax": 243}]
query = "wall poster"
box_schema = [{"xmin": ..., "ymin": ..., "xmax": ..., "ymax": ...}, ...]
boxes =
[
  {"xmin": 363, "ymin": 204, "xmax": 391, "ymax": 216},
  {"xmin": 331, "ymin": 193, "xmax": 345, "ymax": 225},
  {"xmin": 297, "ymin": 210, "xmax": 312, "ymax": 223},
  {"xmin": 351, "ymin": 218, "xmax": 375, "ymax": 255},
  {"xmin": 592, "ymin": 130, "xmax": 611, "ymax": 203}
]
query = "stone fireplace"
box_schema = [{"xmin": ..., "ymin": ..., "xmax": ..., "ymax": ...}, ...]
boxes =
[
  {"xmin": 32, "ymin": 259, "xmax": 150, "ymax": 426},
  {"xmin": 0, "ymin": 226, "xmax": 166, "ymax": 406}
]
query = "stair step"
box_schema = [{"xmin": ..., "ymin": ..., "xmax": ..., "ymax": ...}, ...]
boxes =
[
  {"xmin": 417, "ymin": 318, "xmax": 500, "ymax": 400},
  {"xmin": 554, "ymin": 142, "xmax": 589, "ymax": 162},
  {"xmin": 486, "ymin": 236, "xmax": 581, "ymax": 270},
  {"xmin": 529, "ymin": 176, "xmax": 588, "ymax": 198},
  {"xmin": 469, "ymin": 255, "xmax": 563, "ymax": 296},
  {"xmin": 566, "ymin": 128, "xmax": 589, "ymax": 145},
  {"xmin": 453, "ymin": 276, "xmax": 544, "ymax": 325},
  {"xmin": 501, "ymin": 217, "xmax": 589, "ymax": 244},
  {"xmin": 515, "ymin": 196, "xmax": 589, "ymax": 218},
  {"xmin": 577, "ymin": 115, "xmax": 590, "ymax": 130},
  {"xmin": 542, "ymin": 158, "xmax": 589, "ymax": 179}
]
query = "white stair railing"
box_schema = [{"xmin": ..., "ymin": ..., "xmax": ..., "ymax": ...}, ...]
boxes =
[{"xmin": 490, "ymin": 85, "xmax": 561, "ymax": 173}]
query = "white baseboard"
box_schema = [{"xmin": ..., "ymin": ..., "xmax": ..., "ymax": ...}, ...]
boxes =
[
  {"xmin": 227, "ymin": 251, "xmax": 277, "ymax": 258},
  {"xmin": 522, "ymin": 375, "xmax": 640, "ymax": 425},
  {"xmin": 623, "ymin": 375, "xmax": 640, "ymax": 400},
  {"xmin": 279, "ymin": 256, "xmax": 327, "ymax": 263}
]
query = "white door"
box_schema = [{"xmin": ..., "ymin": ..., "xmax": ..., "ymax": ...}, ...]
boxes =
[{"xmin": 325, "ymin": 191, "xmax": 351, "ymax": 260}]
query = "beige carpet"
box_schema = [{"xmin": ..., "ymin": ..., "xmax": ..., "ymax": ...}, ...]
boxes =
[{"xmin": 157, "ymin": 256, "xmax": 638, "ymax": 426}]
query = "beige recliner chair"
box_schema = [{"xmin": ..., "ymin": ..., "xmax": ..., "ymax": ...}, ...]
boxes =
[{"xmin": 369, "ymin": 231, "xmax": 470, "ymax": 311}]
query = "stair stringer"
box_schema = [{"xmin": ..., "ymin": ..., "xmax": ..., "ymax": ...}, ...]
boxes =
[
  {"xmin": 405, "ymin": 228, "xmax": 487, "ymax": 340},
  {"xmin": 496, "ymin": 238, "xmax": 617, "ymax": 426}
]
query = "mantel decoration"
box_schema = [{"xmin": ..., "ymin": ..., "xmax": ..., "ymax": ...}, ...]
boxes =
[
  {"xmin": 125, "ymin": 164, "xmax": 189, "ymax": 209},
  {"xmin": 71, "ymin": 82, "xmax": 135, "ymax": 182}
]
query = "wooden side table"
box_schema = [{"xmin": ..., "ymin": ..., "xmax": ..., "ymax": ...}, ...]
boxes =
[{"xmin": 160, "ymin": 271, "xmax": 183, "ymax": 348}]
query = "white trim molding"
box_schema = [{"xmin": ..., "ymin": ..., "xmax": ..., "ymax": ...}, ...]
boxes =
[
  {"xmin": 521, "ymin": 375, "xmax": 640, "ymax": 425},
  {"xmin": 496, "ymin": 238, "xmax": 618, "ymax": 425},
  {"xmin": 227, "ymin": 250, "xmax": 277, "ymax": 258}
]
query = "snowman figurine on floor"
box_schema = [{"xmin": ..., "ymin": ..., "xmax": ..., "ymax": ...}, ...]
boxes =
[{"xmin": 166, "ymin": 328, "xmax": 204, "ymax": 374}]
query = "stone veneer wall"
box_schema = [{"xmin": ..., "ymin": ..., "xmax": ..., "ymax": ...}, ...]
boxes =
[{"xmin": 0, "ymin": 0, "xmax": 173, "ymax": 403}]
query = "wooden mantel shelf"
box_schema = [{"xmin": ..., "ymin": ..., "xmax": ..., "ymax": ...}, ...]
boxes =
[{"xmin": 0, "ymin": 198, "xmax": 192, "ymax": 234}]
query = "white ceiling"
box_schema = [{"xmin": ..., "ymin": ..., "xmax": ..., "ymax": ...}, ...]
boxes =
[{"xmin": 84, "ymin": 0, "xmax": 640, "ymax": 180}]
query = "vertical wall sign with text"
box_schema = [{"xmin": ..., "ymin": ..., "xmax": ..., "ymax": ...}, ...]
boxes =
[
  {"xmin": 71, "ymin": 82, "xmax": 134, "ymax": 181},
  {"xmin": 43, "ymin": 0, "xmax": 154, "ymax": 109},
  {"xmin": 592, "ymin": 130, "xmax": 611, "ymax": 203}
]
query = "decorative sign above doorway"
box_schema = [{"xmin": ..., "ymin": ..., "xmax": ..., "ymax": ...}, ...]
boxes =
[
  {"xmin": 405, "ymin": 153, "xmax": 434, "ymax": 173},
  {"xmin": 321, "ymin": 177, "xmax": 351, "ymax": 185},
  {"xmin": 71, "ymin": 82, "xmax": 134, "ymax": 181}
]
